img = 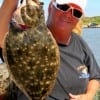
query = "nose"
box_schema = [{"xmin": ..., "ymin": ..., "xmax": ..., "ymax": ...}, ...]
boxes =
[{"xmin": 63, "ymin": 9, "xmax": 73, "ymax": 19}]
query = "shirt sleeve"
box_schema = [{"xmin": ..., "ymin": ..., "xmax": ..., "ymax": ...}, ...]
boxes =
[{"xmin": 81, "ymin": 39, "xmax": 100, "ymax": 81}]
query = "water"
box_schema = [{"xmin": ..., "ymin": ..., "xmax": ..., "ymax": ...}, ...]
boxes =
[{"xmin": 82, "ymin": 28, "xmax": 100, "ymax": 67}]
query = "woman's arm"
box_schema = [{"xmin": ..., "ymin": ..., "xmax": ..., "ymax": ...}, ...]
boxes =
[
  {"xmin": 85, "ymin": 79, "xmax": 100, "ymax": 99},
  {"xmin": 0, "ymin": 0, "xmax": 18, "ymax": 48},
  {"xmin": 69, "ymin": 79, "xmax": 100, "ymax": 100}
]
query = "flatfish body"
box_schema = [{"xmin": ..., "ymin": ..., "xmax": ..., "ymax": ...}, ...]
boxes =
[{"xmin": 3, "ymin": 0, "xmax": 60, "ymax": 100}]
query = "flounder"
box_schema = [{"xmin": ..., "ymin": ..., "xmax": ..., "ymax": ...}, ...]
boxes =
[{"xmin": 3, "ymin": 0, "xmax": 60, "ymax": 100}]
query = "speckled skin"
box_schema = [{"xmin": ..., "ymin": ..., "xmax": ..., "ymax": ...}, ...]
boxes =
[{"xmin": 3, "ymin": 0, "xmax": 60, "ymax": 100}]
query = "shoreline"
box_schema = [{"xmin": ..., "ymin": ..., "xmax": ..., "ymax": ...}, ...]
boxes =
[{"xmin": 83, "ymin": 25, "xmax": 100, "ymax": 28}]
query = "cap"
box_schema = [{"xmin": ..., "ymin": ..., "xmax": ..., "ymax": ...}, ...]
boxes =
[{"xmin": 56, "ymin": 0, "xmax": 87, "ymax": 12}]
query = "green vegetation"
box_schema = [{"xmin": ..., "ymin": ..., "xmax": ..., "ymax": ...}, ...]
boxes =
[
  {"xmin": 94, "ymin": 89, "xmax": 100, "ymax": 100},
  {"xmin": 82, "ymin": 16, "xmax": 100, "ymax": 25}
]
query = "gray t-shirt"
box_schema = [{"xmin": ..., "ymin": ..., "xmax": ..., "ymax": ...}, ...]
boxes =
[
  {"xmin": 46, "ymin": 33, "xmax": 100, "ymax": 100},
  {"xmin": 14, "ymin": 33, "xmax": 100, "ymax": 100}
]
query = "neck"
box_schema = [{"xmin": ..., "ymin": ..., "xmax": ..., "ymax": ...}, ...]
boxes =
[{"xmin": 48, "ymin": 25, "xmax": 72, "ymax": 45}]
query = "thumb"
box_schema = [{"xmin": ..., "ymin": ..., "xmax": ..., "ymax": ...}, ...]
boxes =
[{"xmin": 69, "ymin": 93, "xmax": 81, "ymax": 99}]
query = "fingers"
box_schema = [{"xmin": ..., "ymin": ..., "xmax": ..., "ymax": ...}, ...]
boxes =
[
  {"xmin": 26, "ymin": 0, "xmax": 40, "ymax": 6},
  {"xmin": 69, "ymin": 93, "xmax": 81, "ymax": 100}
]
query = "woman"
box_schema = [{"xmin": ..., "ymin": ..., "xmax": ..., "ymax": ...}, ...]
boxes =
[{"xmin": 46, "ymin": 0, "xmax": 100, "ymax": 100}]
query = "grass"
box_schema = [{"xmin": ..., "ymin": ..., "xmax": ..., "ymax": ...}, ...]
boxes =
[
  {"xmin": 94, "ymin": 88, "xmax": 100, "ymax": 100},
  {"xmin": 82, "ymin": 16, "xmax": 100, "ymax": 25}
]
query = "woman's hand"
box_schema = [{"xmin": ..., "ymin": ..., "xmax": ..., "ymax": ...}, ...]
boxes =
[{"xmin": 69, "ymin": 93, "xmax": 93, "ymax": 100}]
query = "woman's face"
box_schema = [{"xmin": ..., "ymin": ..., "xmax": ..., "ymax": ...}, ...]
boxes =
[{"xmin": 47, "ymin": 2, "xmax": 83, "ymax": 44}]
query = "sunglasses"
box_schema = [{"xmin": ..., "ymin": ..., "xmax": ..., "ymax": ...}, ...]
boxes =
[{"xmin": 53, "ymin": 2, "xmax": 83, "ymax": 19}]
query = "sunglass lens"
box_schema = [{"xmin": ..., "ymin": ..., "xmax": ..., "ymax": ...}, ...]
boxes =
[
  {"xmin": 73, "ymin": 9, "xmax": 82, "ymax": 18},
  {"xmin": 57, "ymin": 4, "xmax": 70, "ymax": 11}
]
